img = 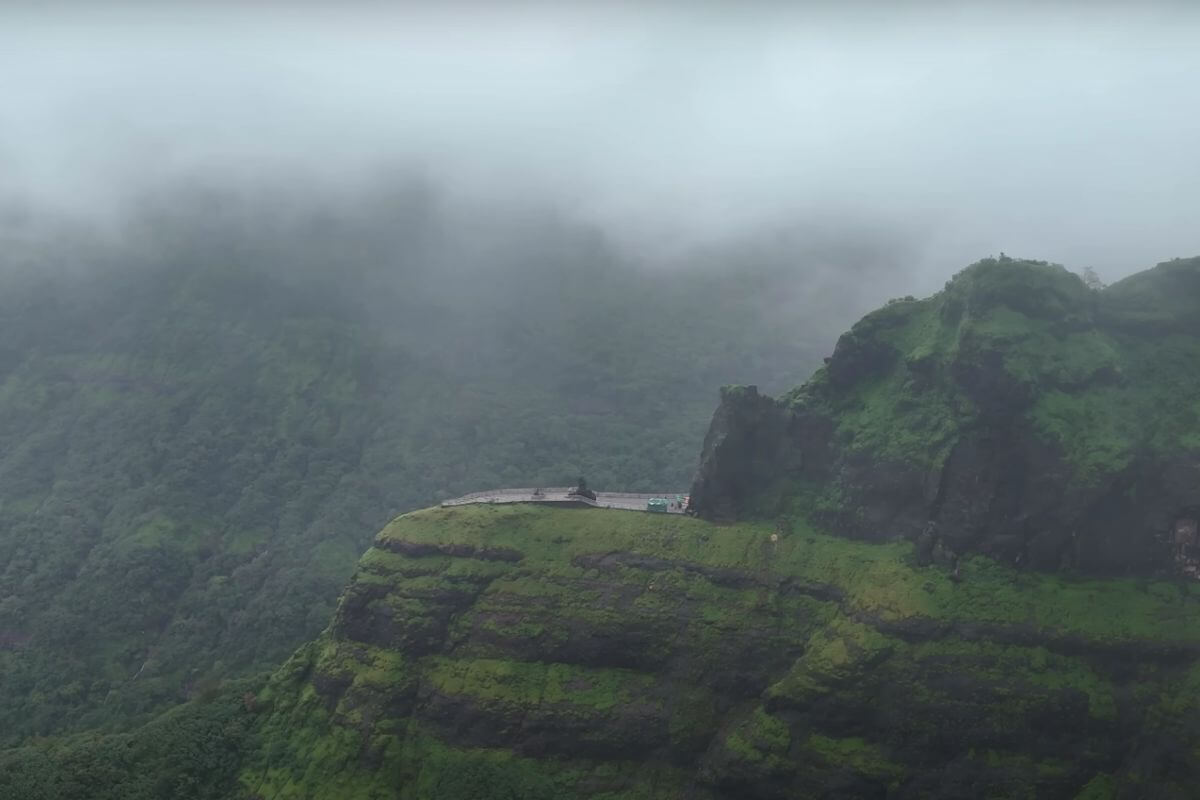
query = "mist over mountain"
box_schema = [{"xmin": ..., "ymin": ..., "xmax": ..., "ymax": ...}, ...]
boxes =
[
  {"xmin": 0, "ymin": 173, "xmax": 928, "ymax": 742},
  {"xmin": 1, "ymin": 3, "xmax": 1199, "ymax": 799},
  {"xmin": 3, "ymin": 2, "xmax": 1199, "ymax": 281}
]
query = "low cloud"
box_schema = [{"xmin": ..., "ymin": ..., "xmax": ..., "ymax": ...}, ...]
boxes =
[{"xmin": 2, "ymin": 2, "xmax": 1198, "ymax": 290}]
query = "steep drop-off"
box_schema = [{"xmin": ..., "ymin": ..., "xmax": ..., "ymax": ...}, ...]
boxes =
[
  {"xmin": 692, "ymin": 256, "xmax": 1200, "ymax": 577},
  {"xmin": 235, "ymin": 504, "xmax": 1200, "ymax": 799}
]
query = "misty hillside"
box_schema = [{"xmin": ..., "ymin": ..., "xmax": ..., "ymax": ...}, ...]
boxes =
[
  {"xmin": 0, "ymin": 189, "xmax": 901, "ymax": 742},
  {"xmin": 2, "ymin": 4, "xmax": 1199, "ymax": 798},
  {"xmin": 6, "ymin": 257, "xmax": 1200, "ymax": 800}
]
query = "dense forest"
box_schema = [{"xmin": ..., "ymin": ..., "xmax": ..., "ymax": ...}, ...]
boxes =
[{"xmin": 0, "ymin": 185, "xmax": 902, "ymax": 744}]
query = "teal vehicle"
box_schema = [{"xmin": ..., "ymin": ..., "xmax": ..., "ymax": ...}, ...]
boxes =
[{"xmin": 646, "ymin": 498, "xmax": 669, "ymax": 513}]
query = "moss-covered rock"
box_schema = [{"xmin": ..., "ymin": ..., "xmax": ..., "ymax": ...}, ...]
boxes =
[
  {"xmin": 691, "ymin": 256, "xmax": 1200, "ymax": 578},
  {"xmin": 237, "ymin": 504, "xmax": 1200, "ymax": 798}
]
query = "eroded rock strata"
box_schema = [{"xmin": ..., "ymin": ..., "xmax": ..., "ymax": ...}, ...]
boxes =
[{"xmin": 242, "ymin": 503, "xmax": 1200, "ymax": 799}]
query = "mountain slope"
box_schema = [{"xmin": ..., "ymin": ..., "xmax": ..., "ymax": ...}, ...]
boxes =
[
  {"xmin": 692, "ymin": 256, "xmax": 1200, "ymax": 577},
  {"xmin": 220, "ymin": 255, "xmax": 1200, "ymax": 800},
  {"xmin": 8, "ymin": 254, "xmax": 1200, "ymax": 799},
  {"xmin": 0, "ymin": 229, "xmax": 830, "ymax": 742},
  {"xmin": 231, "ymin": 503, "xmax": 1200, "ymax": 799}
]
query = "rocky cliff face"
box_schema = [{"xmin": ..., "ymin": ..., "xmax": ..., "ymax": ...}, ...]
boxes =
[
  {"xmin": 691, "ymin": 256, "xmax": 1200, "ymax": 577},
  {"xmin": 239, "ymin": 503, "xmax": 1200, "ymax": 799}
]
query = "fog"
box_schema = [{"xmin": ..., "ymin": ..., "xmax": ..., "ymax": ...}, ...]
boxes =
[{"xmin": 2, "ymin": 2, "xmax": 1199, "ymax": 294}]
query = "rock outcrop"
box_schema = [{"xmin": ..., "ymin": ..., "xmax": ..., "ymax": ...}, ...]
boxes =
[
  {"xmin": 239, "ymin": 503, "xmax": 1200, "ymax": 799},
  {"xmin": 691, "ymin": 256, "xmax": 1200, "ymax": 577},
  {"xmin": 688, "ymin": 384, "xmax": 803, "ymax": 521}
]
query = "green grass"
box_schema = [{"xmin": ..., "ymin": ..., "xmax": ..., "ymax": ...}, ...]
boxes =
[
  {"xmin": 377, "ymin": 505, "xmax": 1200, "ymax": 643},
  {"xmin": 767, "ymin": 617, "xmax": 897, "ymax": 701},
  {"xmin": 720, "ymin": 707, "xmax": 791, "ymax": 767},
  {"xmin": 803, "ymin": 734, "xmax": 904, "ymax": 780},
  {"xmin": 231, "ymin": 503, "xmax": 1200, "ymax": 797},
  {"xmin": 423, "ymin": 657, "xmax": 655, "ymax": 712}
]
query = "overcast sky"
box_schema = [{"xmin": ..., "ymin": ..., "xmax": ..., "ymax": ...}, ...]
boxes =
[{"xmin": 2, "ymin": 2, "xmax": 1198, "ymax": 289}]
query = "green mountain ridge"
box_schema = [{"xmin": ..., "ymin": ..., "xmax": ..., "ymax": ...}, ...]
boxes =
[
  {"xmin": 5, "ymin": 255, "xmax": 1200, "ymax": 799},
  {"xmin": 692, "ymin": 256, "xmax": 1200, "ymax": 577}
]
